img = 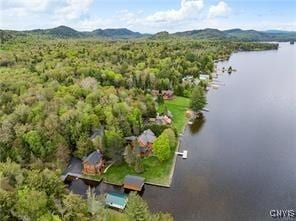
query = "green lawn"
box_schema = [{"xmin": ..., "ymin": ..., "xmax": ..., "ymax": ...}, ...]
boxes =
[
  {"xmin": 103, "ymin": 147, "xmax": 176, "ymax": 186},
  {"xmin": 158, "ymin": 96, "xmax": 190, "ymax": 133}
]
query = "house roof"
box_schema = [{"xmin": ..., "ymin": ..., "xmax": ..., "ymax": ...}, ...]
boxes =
[
  {"xmin": 83, "ymin": 150, "xmax": 102, "ymax": 165},
  {"xmin": 123, "ymin": 175, "xmax": 145, "ymax": 191},
  {"xmin": 124, "ymin": 136, "xmax": 137, "ymax": 141},
  {"xmin": 138, "ymin": 129, "xmax": 156, "ymax": 145},
  {"xmin": 90, "ymin": 126, "xmax": 104, "ymax": 140},
  {"xmin": 200, "ymin": 74, "xmax": 210, "ymax": 81},
  {"xmin": 105, "ymin": 192, "xmax": 128, "ymax": 210},
  {"xmin": 162, "ymin": 90, "xmax": 173, "ymax": 95}
]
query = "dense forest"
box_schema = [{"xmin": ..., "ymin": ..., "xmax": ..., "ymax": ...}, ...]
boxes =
[{"xmin": 0, "ymin": 35, "xmax": 278, "ymax": 220}]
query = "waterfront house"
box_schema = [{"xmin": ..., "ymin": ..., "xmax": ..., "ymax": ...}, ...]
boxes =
[
  {"xmin": 182, "ymin": 76, "xmax": 200, "ymax": 86},
  {"xmin": 123, "ymin": 175, "xmax": 145, "ymax": 191},
  {"xmin": 151, "ymin": 89, "xmax": 174, "ymax": 100},
  {"xmin": 82, "ymin": 150, "xmax": 104, "ymax": 175},
  {"xmin": 138, "ymin": 129, "xmax": 156, "ymax": 149},
  {"xmin": 161, "ymin": 90, "xmax": 174, "ymax": 99},
  {"xmin": 105, "ymin": 192, "xmax": 128, "ymax": 211},
  {"xmin": 155, "ymin": 114, "xmax": 172, "ymax": 125},
  {"xmin": 124, "ymin": 129, "xmax": 156, "ymax": 157},
  {"xmin": 199, "ymin": 74, "xmax": 210, "ymax": 81}
]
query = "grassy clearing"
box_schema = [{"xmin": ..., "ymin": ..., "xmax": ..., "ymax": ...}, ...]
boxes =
[
  {"xmin": 158, "ymin": 96, "xmax": 190, "ymax": 133},
  {"xmin": 103, "ymin": 147, "xmax": 176, "ymax": 186}
]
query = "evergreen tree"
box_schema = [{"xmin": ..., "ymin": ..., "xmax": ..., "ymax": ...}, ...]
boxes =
[
  {"xmin": 190, "ymin": 86, "xmax": 207, "ymax": 112},
  {"xmin": 125, "ymin": 192, "xmax": 150, "ymax": 221}
]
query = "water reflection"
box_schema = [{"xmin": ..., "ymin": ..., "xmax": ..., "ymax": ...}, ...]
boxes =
[{"xmin": 189, "ymin": 114, "xmax": 206, "ymax": 134}]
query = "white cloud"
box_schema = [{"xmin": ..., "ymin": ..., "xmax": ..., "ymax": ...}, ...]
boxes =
[
  {"xmin": 208, "ymin": 1, "xmax": 231, "ymax": 18},
  {"xmin": 55, "ymin": 0, "xmax": 93, "ymax": 21},
  {"xmin": 147, "ymin": 0, "xmax": 204, "ymax": 22}
]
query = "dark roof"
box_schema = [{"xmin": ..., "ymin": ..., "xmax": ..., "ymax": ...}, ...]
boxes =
[
  {"xmin": 124, "ymin": 136, "xmax": 137, "ymax": 141},
  {"xmin": 123, "ymin": 175, "xmax": 145, "ymax": 191},
  {"xmin": 138, "ymin": 129, "xmax": 156, "ymax": 145},
  {"xmin": 90, "ymin": 126, "xmax": 104, "ymax": 140},
  {"xmin": 83, "ymin": 150, "xmax": 102, "ymax": 165}
]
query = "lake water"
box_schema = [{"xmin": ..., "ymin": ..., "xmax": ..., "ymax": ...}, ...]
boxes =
[{"xmin": 143, "ymin": 43, "xmax": 296, "ymax": 221}]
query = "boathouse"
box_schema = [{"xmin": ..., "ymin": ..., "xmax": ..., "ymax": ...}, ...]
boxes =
[
  {"xmin": 105, "ymin": 192, "xmax": 128, "ymax": 210},
  {"xmin": 123, "ymin": 175, "xmax": 145, "ymax": 191}
]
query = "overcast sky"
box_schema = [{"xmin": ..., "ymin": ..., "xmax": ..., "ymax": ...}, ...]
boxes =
[{"xmin": 0, "ymin": 0, "xmax": 295, "ymax": 33}]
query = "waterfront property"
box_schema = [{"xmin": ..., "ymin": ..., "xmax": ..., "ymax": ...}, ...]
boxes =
[
  {"xmin": 138, "ymin": 129, "xmax": 156, "ymax": 148},
  {"xmin": 199, "ymin": 74, "xmax": 210, "ymax": 81},
  {"xmin": 82, "ymin": 150, "xmax": 105, "ymax": 175},
  {"xmin": 123, "ymin": 175, "xmax": 145, "ymax": 191},
  {"xmin": 149, "ymin": 114, "xmax": 172, "ymax": 125},
  {"xmin": 105, "ymin": 192, "xmax": 128, "ymax": 210},
  {"xmin": 152, "ymin": 90, "xmax": 174, "ymax": 100},
  {"xmin": 157, "ymin": 96, "xmax": 190, "ymax": 133},
  {"xmin": 125, "ymin": 129, "xmax": 156, "ymax": 157}
]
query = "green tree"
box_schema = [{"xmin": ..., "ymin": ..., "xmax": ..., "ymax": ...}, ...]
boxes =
[
  {"xmin": 15, "ymin": 188, "xmax": 48, "ymax": 220},
  {"xmin": 74, "ymin": 135, "xmax": 94, "ymax": 159},
  {"xmin": 124, "ymin": 144, "xmax": 136, "ymax": 167},
  {"xmin": 152, "ymin": 132, "xmax": 171, "ymax": 162},
  {"xmin": 0, "ymin": 189, "xmax": 16, "ymax": 221},
  {"xmin": 103, "ymin": 129, "xmax": 124, "ymax": 161},
  {"xmin": 162, "ymin": 128, "xmax": 176, "ymax": 150},
  {"xmin": 134, "ymin": 156, "xmax": 144, "ymax": 173},
  {"xmin": 25, "ymin": 169, "xmax": 66, "ymax": 198},
  {"xmin": 125, "ymin": 192, "xmax": 150, "ymax": 221},
  {"xmin": 62, "ymin": 193, "xmax": 89, "ymax": 221},
  {"xmin": 190, "ymin": 86, "xmax": 207, "ymax": 112},
  {"xmin": 23, "ymin": 130, "xmax": 45, "ymax": 158}
]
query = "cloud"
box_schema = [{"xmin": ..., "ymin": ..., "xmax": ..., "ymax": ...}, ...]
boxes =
[
  {"xmin": 208, "ymin": 1, "xmax": 231, "ymax": 18},
  {"xmin": 54, "ymin": 0, "xmax": 93, "ymax": 21},
  {"xmin": 147, "ymin": 0, "xmax": 204, "ymax": 22}
]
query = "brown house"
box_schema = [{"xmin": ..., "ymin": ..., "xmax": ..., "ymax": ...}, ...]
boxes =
[
  {"xmin": 124, "ymin": 130, "xmax": 156, "ymax": 157},
  {"xmin": 138, "ymin": 129, "xmax": 156, "ymax": 149},
  {"xmin": 82, "ymin": 150, "xmax": 104, "ymax": 175},
  {"xmin": 151, "ymin": 90, "xmax": 174, "ymax": 100}
]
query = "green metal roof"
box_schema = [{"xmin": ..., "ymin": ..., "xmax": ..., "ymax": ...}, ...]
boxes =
[{"xmin": 105, "ymin": 192, "xmax": 128, "ymax": 210}]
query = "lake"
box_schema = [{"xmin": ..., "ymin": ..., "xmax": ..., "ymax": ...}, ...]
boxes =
[{"xmin": 143, "ymin": 43, "xmax": 296, "ymax": 221}]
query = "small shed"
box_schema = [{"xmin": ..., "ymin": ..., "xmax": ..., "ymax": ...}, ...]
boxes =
[
  {"xmin": 105, "ymin": 192, "xmax": 128, "ymax": 210},
  {"xmin": 123, "ymin": 175, "xmax": 145, "ymax": 191}
]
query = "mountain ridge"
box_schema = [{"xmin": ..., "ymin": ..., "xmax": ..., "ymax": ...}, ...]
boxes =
[{"xmin": 1, "ymin": 25, "xmax": 296, "ymax": 41}]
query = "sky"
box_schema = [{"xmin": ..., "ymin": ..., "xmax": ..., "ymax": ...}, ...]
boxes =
[{"xmin": 0, "ymin": 0, "xmax": 295, "ymax": 33}]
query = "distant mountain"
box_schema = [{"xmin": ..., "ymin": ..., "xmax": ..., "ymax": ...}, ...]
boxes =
[
  {"xmin": 166, "ymin": 28, "xmax": 296, "ymax": 41},
  {"xmin": 28, "ymin": 25, "xmax": 83, "ymax": 38},
  {"xmin": 91, "ymin": 28, "xmax": 142, "ymax": 38},
  {"xmin": 1, "ymin": 26, "xmax": 296, "ymax": 41},
  {"xmin": 264, "ymin": 30, "xmax": 296, "ymax": 34},
  {"xmin": 174, "ymin": 28, "xmax": 228, "ymax": 39},
  {"xmin": 18, "ymin": 26, "xmax": 144, "ymax": 39}
]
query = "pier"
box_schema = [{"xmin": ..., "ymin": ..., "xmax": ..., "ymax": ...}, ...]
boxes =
[{"xmin": 176, "ymin": 150, "xmax": 188, "ymax": 159}]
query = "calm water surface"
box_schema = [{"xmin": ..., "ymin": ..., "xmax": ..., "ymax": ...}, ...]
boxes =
[{"xmin": 143, "ymin": 43, "xmax": 296, "ymax": 221}]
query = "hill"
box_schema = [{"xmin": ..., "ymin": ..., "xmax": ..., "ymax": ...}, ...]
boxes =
[{"xmin": 1, "ymin": 26, "xmax": 295, "ymax": 41}]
